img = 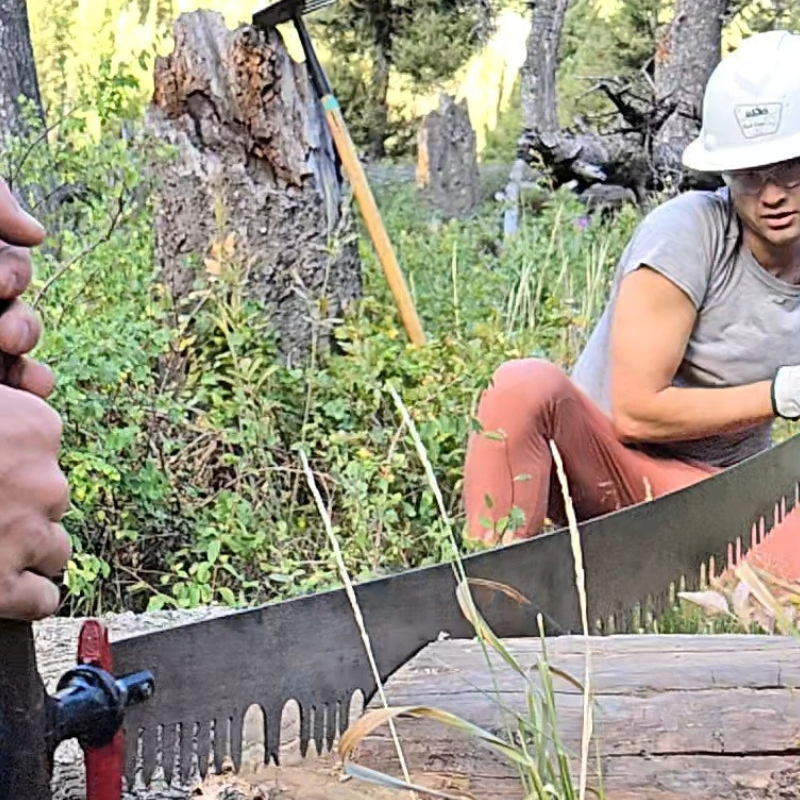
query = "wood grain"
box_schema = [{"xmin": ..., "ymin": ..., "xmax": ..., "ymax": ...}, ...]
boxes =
[{"xmin": 354, "ymin": 634, "xmax": 800, "ymax": 799}]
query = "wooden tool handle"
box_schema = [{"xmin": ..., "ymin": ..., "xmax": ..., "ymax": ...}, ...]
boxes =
[
  {"xmin": 323, "ymin": 101, "xmax": 426, "ymax": 347},
  {"xmin": 0, "ymin": 619, "xmax": 52, "ymax": 800}
]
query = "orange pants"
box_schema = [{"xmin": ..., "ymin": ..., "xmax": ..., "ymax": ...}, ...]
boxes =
[{"xmin": 463, "ymin": 358, "xmax": 800, "ymax": 581}]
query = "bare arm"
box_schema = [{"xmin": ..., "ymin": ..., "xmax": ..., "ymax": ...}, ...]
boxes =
[{"xmin": 609, "ymin": 266, "xmax": 775, "ymax": 443}]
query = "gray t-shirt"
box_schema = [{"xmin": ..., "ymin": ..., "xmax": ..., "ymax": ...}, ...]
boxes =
[{"xmin": 571, "ymin": 187, "xmax": 800, "ymax": 468}]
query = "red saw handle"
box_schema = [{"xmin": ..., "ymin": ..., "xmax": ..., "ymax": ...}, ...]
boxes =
[{"xmin": 77, "ymin": 620, "xmax": 124, "ymax": 800}]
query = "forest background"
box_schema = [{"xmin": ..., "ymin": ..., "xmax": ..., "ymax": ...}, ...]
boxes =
[{"xmin": 0, "ymin": 0, "xmax": 796, "ymax": 618}]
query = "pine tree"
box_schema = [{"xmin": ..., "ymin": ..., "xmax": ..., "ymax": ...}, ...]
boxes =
[{"xmin": 311, "ymin": 0, "xmax": 495, "ymax": 160}]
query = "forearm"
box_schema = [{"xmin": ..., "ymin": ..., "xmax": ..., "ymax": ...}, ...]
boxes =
[{"xmin": 613, "ymin": 380, "xmax": 776, "ymax": 443}]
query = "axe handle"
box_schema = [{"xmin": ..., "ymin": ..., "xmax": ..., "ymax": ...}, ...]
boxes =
[
  {"xmin": 292, "ymin": 16, "xmax": 426, "ymax": 347},
  {"xmin": 0, "ymin": 619, "xmax": 52, "ymax": 800}
]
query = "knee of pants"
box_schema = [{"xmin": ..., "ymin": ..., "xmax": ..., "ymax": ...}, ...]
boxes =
[{"xmin": 477, "ymin": 358, "xmax": 572, "ymax": 433}]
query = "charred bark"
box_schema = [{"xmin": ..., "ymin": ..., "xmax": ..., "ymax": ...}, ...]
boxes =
[
  {"xmin": 0, "ymin": 0, "xmax": 45, "ymax": 140},
  {"xmin": 145, "ymin": 10, "xmax": 361, "ymax": 366},
  {"xmin": 416, "ymin": 93, "xmax": 480, "ymax": 218}
]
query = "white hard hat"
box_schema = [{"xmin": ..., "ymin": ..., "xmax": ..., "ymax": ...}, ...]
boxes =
[{"xmin": 682, "ymin": 30, "xmax": 800, "ymax": 173}]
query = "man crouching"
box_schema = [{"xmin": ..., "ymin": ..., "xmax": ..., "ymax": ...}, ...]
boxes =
[{"xmin": 463, "ymin": 30, "xmax": 800, "ymax": 581}]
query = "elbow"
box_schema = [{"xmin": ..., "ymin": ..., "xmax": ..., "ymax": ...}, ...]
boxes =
[{"xmin": 610, "ymin": 405, "xmax": 649, "ymax": 444}]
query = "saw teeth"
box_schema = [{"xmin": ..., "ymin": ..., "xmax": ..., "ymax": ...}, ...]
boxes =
[
  {"xmin": 229, "ymin": 710, "xmax": 245, "ymax": 773},
  {"xmin": 161, "ymin": 722, "xmax": 178, "ymax": 785},
  {"xmin": 196, "ymin": 720, "xmax": 212, "ymax": 778},
  {"xmin": 264, "ymin": 703, "xmax": 282, "ymax": 764},
  {"xmin": 179, "ymin": 720, "xmax": 195, "ymax": 785},
  {"xmin": 123, "ymin": 687, "xmax": 371, "ymax": 793},
  {"xmin": 325, "ymin": 700, "xmax": 339, "ymax": 751},
  {"xmin": 298, "ymin": 701, "xmax": 311, "ymax": 759},
  {"xmin": 212, "ymin": 716, "xmax": 229, "ymax": 774},
  {"xmin": 312, "ymin": 704, "xmax": 326, "ymax": 756},
  {"xmin": 141, "ymin": 724, "xmax": 159, "ymax": 786},
  {"xmin": 120, "ymin": 477, "xmax": 800, "ymax": 788}
]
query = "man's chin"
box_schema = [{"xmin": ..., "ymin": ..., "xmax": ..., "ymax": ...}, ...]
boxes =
[{"xmin": 759, "ymin": 217, "xmax": 800, "ymax": 247}]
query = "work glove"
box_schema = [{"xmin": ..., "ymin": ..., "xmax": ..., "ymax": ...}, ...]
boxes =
[{"xmin": 772, "ymin": 365, "xmax": 800, "ymax": 421}]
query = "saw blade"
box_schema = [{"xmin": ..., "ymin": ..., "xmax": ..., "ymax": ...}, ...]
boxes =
[{"xmin": 111, "ymin": 431, "xmax": 800, "ymax": 790}]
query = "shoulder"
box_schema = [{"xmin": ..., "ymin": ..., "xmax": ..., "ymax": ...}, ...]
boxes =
[
  {"xmin": 639, "ymin": 188, "xmax": 735, "ymax": 242},
  {"xmin": 615, "ymin": 187, "xmax": 738, "ymax": 310}
]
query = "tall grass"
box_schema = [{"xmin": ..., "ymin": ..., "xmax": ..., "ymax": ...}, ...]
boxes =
[{"xmin": 312, "ymin": 383, "xmax": 605, "ymax": 800}]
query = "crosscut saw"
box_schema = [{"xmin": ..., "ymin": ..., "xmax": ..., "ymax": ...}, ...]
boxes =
[{"xmin": 2, "ymin": 427, "xmax": 799, "ymax": 799}]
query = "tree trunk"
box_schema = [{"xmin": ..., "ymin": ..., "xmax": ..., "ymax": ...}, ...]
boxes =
[
  {"xmin": 653, "ymin": 0, "xmax": 725, "ymax": 180},
  {"xmin": 146, "ymin": 9, "xmax": 361, "ymax": 366},
  {"xmin": 511, "ymin": 0, "xmax": 722, "ymax": 218},
  {"xmin": 416, "ymin": 93, "xmax": 480, "ymax": 218},
  {"xmin": 365, "ymin": 1, "xmax": 392, "ymax": 161},
  {"xmin": 520, "ymin": 0, "xmax": 570, "ymax": 134},
  {"xmin": 0, "ymin": 0, "xmax": 45, "ymax": 141},
  {"xmin": 355, "ymin": 634, "xmax": 800, "ymax": 800}
]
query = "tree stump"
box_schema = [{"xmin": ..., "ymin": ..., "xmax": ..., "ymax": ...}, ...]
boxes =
[
  {"xmin": 416, "ymin": 93, "xmax": 480, "ymax": 218},
  {"xmin": 354, "ymin": 634, "xmax": 800, "ymax": 800},
  {"xmin": 145, "ymin": 10, "xmax": 361, "ymax": 364}
]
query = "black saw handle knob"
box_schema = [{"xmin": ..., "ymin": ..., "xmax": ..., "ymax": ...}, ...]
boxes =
[{"xmin": 50, "ymin": 665, "xmax": 155, "ymax": 750}]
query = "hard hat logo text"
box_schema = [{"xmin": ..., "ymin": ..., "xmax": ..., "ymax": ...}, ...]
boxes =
[{"xmin": 735, "ymin": 103, "xmax": 783, "ymax": 138}]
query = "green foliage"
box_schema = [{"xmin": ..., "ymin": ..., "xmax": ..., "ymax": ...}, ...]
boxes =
[
  {"xmin": 606, "ymin": 0, "xmax": 662, "ymax": 76},
  {"xmin": 3, "ymin": 74, "xmax": 644, "ymax": 615},
  {"xmin": 556, "ymin": 0, "xmax": 665, "ymax": 126},
  {"xmin": 311, "ymin": 0, "xmax": 499, "ymax": 157},
  {"xmin": 727, "ymin": 0, "xmax": 800, "ymax": 39}
]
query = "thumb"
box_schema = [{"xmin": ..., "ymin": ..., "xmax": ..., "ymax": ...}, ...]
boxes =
[{"xmin": 0, "ymin": 179, "xmax": 45, "ymax": 247}]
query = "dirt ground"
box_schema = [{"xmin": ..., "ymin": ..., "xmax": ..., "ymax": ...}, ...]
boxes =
[
  {"xmin": 192, "ymin": 753, "xmax": 473, "ymax": 800},
  {"xmin": 194, "ymin": 759, "xmax": 394, "ymax": 800}
]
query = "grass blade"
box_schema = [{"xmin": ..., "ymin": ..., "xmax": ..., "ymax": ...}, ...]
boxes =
[
  {"xmin": 339, "ymin": 705, "xmax": 540, "ymax": 771},
  {"xmin": 343, "ymin": 763, "xmax": 473, "ymax": 800}
]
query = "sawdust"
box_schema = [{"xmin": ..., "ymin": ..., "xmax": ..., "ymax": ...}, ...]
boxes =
[
  {"xmin": 736, "ymin": 766, "xmax": 800, "ymax": 800},
  {"xmin": 189, "ymin": 752, "xmax": 477, "ymax": 800},
  {"xmin": 191, "ymin": 755, "xmax": 404, "ymax": 800}
]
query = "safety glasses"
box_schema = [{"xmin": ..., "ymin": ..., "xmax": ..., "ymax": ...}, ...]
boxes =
[{"xmin": 722, "ymin": 158, "xmax": 800, "ymax": 195}]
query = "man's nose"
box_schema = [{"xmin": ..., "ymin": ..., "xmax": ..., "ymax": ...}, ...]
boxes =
[{"xmin": 760, "ymin": 180, "xmax": 789, "ymax": 206}]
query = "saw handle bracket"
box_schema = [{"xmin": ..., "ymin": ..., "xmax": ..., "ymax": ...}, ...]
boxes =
[{"xmin": 50, "ymin": 665, "xmax": 154, "ymax": 751}]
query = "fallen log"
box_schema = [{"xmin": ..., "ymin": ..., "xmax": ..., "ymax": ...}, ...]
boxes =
[
  {"xmin": 353, "ymin": 634, "xmax": 800, "ymax": 800},
  {"xmin": 40, "ymin": 610, "xmax": 373, "ymax": 800},
  {"xmin": 37, "ymin": 609, "xmax": 232, "ymax": 800}
]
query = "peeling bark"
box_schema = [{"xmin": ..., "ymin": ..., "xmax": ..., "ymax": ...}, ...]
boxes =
[{"xmin": 146, "ymin": 10, "xmax": 361, "ymax": 365}]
